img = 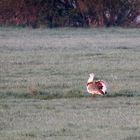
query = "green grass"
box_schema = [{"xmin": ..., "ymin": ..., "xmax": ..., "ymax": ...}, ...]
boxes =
[
  {"xmin": 0, "ymin": 27, "xmax": 140, "ymax": 140},
  {"xmin": 0, "ymin": 97, "xmax": 140, "ymax": 140},
  {"xmin": 0, "ymin": 27, "xmax": 140, "ymax": 99}
]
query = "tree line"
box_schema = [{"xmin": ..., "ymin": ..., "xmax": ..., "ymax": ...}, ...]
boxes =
[{"xmin": 0, "ymin": 0, "xmax": 140, "ymax": 28}]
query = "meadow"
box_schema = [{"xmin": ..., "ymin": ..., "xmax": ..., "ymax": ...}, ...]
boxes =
[{"xmin": 0, "ymin": 27, "xmax": 140, "ymax": 140}]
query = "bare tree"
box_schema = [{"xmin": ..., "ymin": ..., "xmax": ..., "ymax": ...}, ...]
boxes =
[{"xmin": 0, "ymin": 0, "xmax": 139, "ymax": 27}]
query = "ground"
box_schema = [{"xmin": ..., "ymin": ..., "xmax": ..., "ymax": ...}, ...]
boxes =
[
  {"xmin": 0, "ymin": 97, "xmax": 140, "ymax": 140},
  {"xmin": 0, "ymin": 27, "xmax": 140, "ymax": 140}
]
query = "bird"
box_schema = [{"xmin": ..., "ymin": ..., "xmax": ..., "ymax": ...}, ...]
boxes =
[{"xmin": 86, "ymin": 73, "xmax": 107, "ymax": 96}]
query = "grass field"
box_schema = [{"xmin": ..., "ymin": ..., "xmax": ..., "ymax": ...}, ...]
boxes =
[{"xmin": 0, "ymin": 27, "xmax": 140, "ymax": 140}]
